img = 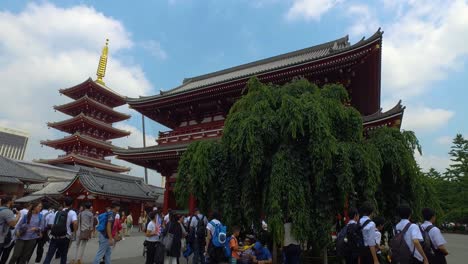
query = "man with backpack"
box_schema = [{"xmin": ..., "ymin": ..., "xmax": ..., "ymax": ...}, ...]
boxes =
[
  {"xmin": 93, "ymin": 201, "xmax": 121, "ymax": 264},
  {"xmin": 43, "ymin": 197, "xmax": 78, "ymax": 264},
  {"xmin": 359, "ymin": 202, "xmax": 379, "ymax": 264},
  {"xmin": 420, "ymin": 208, "xmax": 448, "ymax": 264},
  {"xmin": 391, "ymin": 205, "xmax": 428, "ymax": 264},
  {"xmin": 0, "ymin": 196, "xmax": 20, "ymax": 260},
  {"xmin": 205, "ymin": 211, "xmax": 228, "ymax": 264},
  {"xmin": 189, "ymin": 208, "xmax": 208, "ymax": 264},
  {"xmin": 336, "ymin": 208, "xmax": 362, "ymax": 264}
]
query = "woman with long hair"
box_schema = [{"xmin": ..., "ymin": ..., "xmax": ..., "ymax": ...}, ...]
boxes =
[
  {"xmin": 163, "ymin": 213, "xmax": 183, "ymax": 264},
  {"xmin": 8, "ymin": 202, "xmax": 43, "ymax": 264}
]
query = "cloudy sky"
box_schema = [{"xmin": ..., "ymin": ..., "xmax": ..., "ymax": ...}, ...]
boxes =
[{"xmin": 0, "ymin": 0, "xmax": 467, "ymax": 185}]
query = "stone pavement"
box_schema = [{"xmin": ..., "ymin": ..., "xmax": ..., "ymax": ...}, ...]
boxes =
[{"xmin": 18, "ymin": 231, "xmax": 468, "ymax": 263}]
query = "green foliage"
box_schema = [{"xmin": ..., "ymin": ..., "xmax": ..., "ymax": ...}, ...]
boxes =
[
  {"xmin": 175, "ymin": 77, "xmax": 435, "ymax": 250},
  {"xmin": 427, "ymin": 134, "xmax": 468, "ymax": 224}
]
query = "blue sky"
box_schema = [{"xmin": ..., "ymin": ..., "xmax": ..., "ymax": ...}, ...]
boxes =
[{"xmin": 0, "ymin": 0, "xmax": 467, "ymax": 185}]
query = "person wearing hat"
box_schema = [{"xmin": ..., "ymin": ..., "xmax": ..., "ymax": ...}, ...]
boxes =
[{"xmin": 252, "ymin": 242, "xmax": 272, "ymax": 264}]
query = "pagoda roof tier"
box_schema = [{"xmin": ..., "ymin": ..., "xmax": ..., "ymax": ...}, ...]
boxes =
[
  {"xmin": 54, "ymin": 95, "xmax": 130, "ymax": 123},
  {"xmin": 47, "ymin": 113, "xmax": 130, "ymax": 140},
  {"xmin": 36, "ymin": 153, "xmax": 130, "ymax": 173},
  {"xmin": 363, "ymin": 100, "xmax": 405, "ymax": 131},
  {"xmin": 59, "ymin": 78, "xmax": 127, "ymax": 108},
  {"xmin": 126, "ymin": 29, "xmax": 384, "ymax": 128},
  {"xmin": 41, "ymin": 133, "xmax": 120, "ymax": 156}
]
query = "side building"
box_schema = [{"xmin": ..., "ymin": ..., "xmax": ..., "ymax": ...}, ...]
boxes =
[
  {"xmin": 0, "ymin": 126, "xmax": 29, "ymax": 160},
  {"xmin": 115, "ymin": 29, "xmax": 406, "ymax": 213}
]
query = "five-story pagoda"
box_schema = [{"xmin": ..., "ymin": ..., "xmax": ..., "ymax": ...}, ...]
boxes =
[{"xmin": 38, "ymin": 40, "xmax": 131, "ymax": 173}]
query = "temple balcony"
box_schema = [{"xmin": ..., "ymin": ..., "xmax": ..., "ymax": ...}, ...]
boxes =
[{"xmin": 157, "ymin": 120, "xmax": 224, "ymax": 145}]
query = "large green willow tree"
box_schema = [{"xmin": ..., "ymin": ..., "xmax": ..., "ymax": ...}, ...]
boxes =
[{"xmin": 175, "ymin": 77, "xmax": 437, "ymax": 250}]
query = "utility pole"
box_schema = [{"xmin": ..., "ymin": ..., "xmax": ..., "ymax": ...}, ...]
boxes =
[{"xmin": 142, "ymin": 114, "xmax": 148, "ymax": 184}]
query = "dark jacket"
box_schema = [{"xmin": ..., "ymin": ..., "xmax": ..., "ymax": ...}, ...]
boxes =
[{"xmin": 163, "ymin": 220, "xmax": 183, "ymax": 257}]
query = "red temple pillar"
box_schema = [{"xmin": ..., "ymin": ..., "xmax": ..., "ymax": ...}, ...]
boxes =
[
  {"xmin": 163, "ymin": 176, "xmax": 170, "ymax": 214},
  {"xmin": 188, "ymin": 195, "xmax": 196, "ymax": 215}
]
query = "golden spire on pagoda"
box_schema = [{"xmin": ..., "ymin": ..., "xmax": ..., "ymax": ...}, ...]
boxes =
[{"xmin": 96, "ymin": 39, "xmax": 109, "ymax": 85}]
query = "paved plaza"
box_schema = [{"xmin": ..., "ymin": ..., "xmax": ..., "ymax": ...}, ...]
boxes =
[{"xmin": 27, "ymin": 232, "xmax": 465, "ymax": 264}]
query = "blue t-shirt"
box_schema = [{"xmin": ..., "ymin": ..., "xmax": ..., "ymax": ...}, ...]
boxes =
[{"xmin": 255, "ymin": 247, "xmax": 272, "ymax": 261}]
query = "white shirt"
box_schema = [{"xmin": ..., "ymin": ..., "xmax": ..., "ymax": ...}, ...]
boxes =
[
  {"xmin": 395, "ymin": 219, "xmax": 424, "ymax": 262},
  {"xmin": 164, "ymin": 214, "xmax": 170, "ymax": 224},
  {"xmin": 283, "ymin": 222, "xmax": 300, "ymax": 246},
  {"xmin": 146, "ymin": 220, "xmax": 161, "ymax": 242},
  {"xmin": 63, "ymin": 208, "xmax": 78, "ymax": 236},
  {"xmin": 347, "ymin": 219, "xmax": 357, "ymax": 225},
  {"xmin": 15, "ymin": 209, "xmax": 28, "ymax": 227},
  {"xmin": 360, "ymin": 216, "xmax": 377, "ymax": 247},
  {"xmin": 40, "ymin": 209, "xmax": 53, "ymax": 229},
  {"xmin": 375, "ymin": 230, "xmax": 382, "ymax": 246},
  {"xmin": 206, "ymin": 219, "xmax": 221, "ymax": 236},
  {"xmin": 46, "ymin": 211, "xmax": 56, "ymax": 226},
  {"xmin": 190, "ymin": 214, "xmax": 207, "ymax": 228},
  {"xmin": 420, "ymin": 221, "xmax": 447, "ymax": 248}
]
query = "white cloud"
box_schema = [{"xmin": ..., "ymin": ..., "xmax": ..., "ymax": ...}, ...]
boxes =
[
  {"xmin": 114, "ymin": 123, "xmax": 157, "ymax": 148},
  {"xmin": 0, "ymin": 2, "xmax": 156, "ymax": 163},
  {"xmin": 402, "ymin": 106, "xmax": 454, "ymax": 132},
  {"xmin": 436, "ymin": 136, "xmax": 453, "ymax": 146},
  {"xmin": 140, "ymin": 40, "xmax": 168, "ymax": 60},
  {"xmin": 286, "ymin": 0, "xmax": 342, "ymax": 21},
  {"xmin": 347, "ymin": 0, "xmax": 468, "ymax": 100},
  {"xmin": 347, "ymin": 4, "xmax": 378, "ymax": 37},
  {"xmin": 414, "ymin": 152, "xmax": 452, "ymax": 173}
]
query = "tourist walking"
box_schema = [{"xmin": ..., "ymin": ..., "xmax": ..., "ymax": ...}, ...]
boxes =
[
  {"xmin": 139, "ymin": 211, "xmax": 146, "ymax": 232},
  {"xmin": 0, "ymin": 196, "xmax": 20, "ymax": 262},
  {"xmin": 43, "ymin": 197, "xmax": 78, "ymax": 264},
  {"xmin": 188, "ymin": 208, "xmax": 208, "ymax": 264},
  {"xmin": 93, "ymin": 201, "xmax": 121, "ymax": 264},
  {"xmin": 121, "ymin": 211, "xmax": 127, "ymax": 239},
  {"xmin": 358, "ymin": 202, "xmax": 379, "ymax": 264},
  {"xmin": 421, "ymin": 208, "xmax": 448, "ymax": 264},
  {"xmin": 145, "ymin": 211, "xmax": 163, "ymax": 264},
  {"xmin": 126, "ymin": 212, "xmax": 133, "ymax": 236},
  {"xmin": 283, "ymin": 218, "xmax": 301, "ymax": 264},
  {"xmin": 33, "ymin": 200, "xmax": 53, "ymax": 264},
  {"xmin": 72, "ymin": 202, "xmax": 94, "ymax": 264},
  {"xmin": 393, "ymin": 205, "xmax": 428, "ymax": 264},
  {"xmin": 229, "ymin": 226, "xmax": 241, "ymax": 263},
  {"xmin": 8, "ymin": 202, "xmax": 44, "ymax": 264},
  {"xmin": 163, "ymin": 214, "xmax": 183, "ymax": 264},
  {"xmin": 337, "ymin": 208, "xmax": 361, "ymax": 264},
  {"xmin": 205, "ymin": 211, "xmax": 228, "ymax": 264}
]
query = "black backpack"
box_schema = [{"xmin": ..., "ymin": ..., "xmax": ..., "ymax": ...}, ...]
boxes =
[
  {"xmin": 390, "ymin": 222, "xmax": 413, "ymax": 264},
  {"xmin": 50, "ymin": 209, "xmax": 70, "ymax": 237},
  {"xmin": 420, "ymin": 225, "xmax": 436, "ymax": 259},
  {"xmin": 189, "ymin": 215, "xmax": 206, "ymax": 241},
  {"xmin": 336, "ymin": 220, "xmax": 371, "ymax": 258}
]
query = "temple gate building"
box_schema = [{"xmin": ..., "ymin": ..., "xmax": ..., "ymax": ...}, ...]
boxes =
[{"xmin": 114, "ymin": 29, "xmax": 405, "ymax": 213}]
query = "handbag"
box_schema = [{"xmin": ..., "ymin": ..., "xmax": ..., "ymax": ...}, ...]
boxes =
[
  {"xmin": 162, "ymin": 222, "xmax": 174, "ymax": 251},
  {"xmin": 78, "ymin": 213, "xmax": 92, "ymax": 240}
]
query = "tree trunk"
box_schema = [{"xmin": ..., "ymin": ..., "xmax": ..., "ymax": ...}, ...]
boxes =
[
  {"xmin": 272, "ymin": 243, "xmax": 278, "ymax": 264},
  {"xmin": 323, "ymin": 247, "xmax": 328, "ymax": 264}
]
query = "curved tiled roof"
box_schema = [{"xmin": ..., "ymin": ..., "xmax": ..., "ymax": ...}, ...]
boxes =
[
  {"xmin": 54, "ymin": 95, "xmax": 130, "ymax": 122},
  {"xmin": 64, "ymin": 167, "xmax": 160, "ymax": 201},
  {"xmin": 128, "ymin": 29, "xmax": 383, "ymax": 104},
  {"xmin": 59, "ymin": 78, "xmax": 126, "ymax": 107},
  {"xmin": 0, "ymin": 156, "xmax": 46, "ymax": 183}
]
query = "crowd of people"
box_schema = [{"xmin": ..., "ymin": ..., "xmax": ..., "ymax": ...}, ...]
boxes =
[
  {"xmin": 0, "ymin": 196, "xmax": 137, "ymax": 264},
  {"xmin": 0, "ymin": 196, "xmax": 451, "ymax": 264},
  {"xmin": 336, "ymin": 202, "xmax": 449, "ymax": 264},
  {"xmin": 142, "ymin": 208, "xmax": 300, "ymax": 264}
]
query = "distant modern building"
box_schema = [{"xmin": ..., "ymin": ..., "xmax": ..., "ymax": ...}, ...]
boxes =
[{"xmin": 0, "ymin": 126, "xmax": 29, "ymax": 160}]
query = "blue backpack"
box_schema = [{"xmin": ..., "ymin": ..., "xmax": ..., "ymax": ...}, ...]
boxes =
[
  {"xmin": 224, "ymin": 236, "xmax": 234, "ymax": 258},
  {"xmin": 96, "ymin": 212, "xmax": 113, "ymax": 232},
  {"xmin": 210, "ymin": 220, "xmax": 227, "ymax": 247}
]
